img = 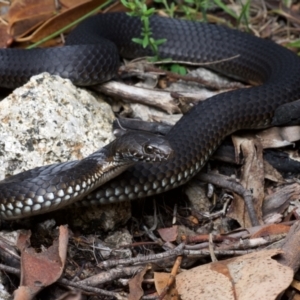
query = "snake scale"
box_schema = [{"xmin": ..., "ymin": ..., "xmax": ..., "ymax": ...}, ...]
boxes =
[{"xmin": 1, "ymin": 12, "xmax": 300, "ymax": 219}]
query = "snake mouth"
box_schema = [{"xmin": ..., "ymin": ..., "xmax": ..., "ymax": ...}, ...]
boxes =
[
  {"xmin": 111, "ymin": 131, "xmax": 174, "ymax": 163},
  {"xmin": 114, "ymin": 151, "xmax": 172, "ymax": 163},
  {"xmin": 136, "ymin": 154, "xmax": 170, "ymax": 162}
]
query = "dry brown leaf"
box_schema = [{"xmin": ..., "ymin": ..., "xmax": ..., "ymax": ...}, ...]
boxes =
[
  {"xmin": 256, "ymin": 126, "xmax": 300, "ymax": 149},
  {"xmin": 128, "ymin": 264, "xmax": 150, "ymax": 300},
  {"xmin": 8, "ymin": 0, "xmax": 56, "ymax": 37},
  {"xmin": 250, "ymin": 223, "xmax": 290, "ymax": 238},
  {"xmin": 263, "ymin": 183, "xmax": 300, "ymax": 217},
  {"xmin": 61, "ymin": 0, "xmax": 90, "ymax": 8},
  {"xmin": 157, "ymin": 226, "xmax": 178, "ymax": 242},
  {"xmin": 291, "ymin": 279, "xmax": 300, "ymax": 292},
  {"xmin": 14, "ymin": 0, "xmax": 151, "ymax": 43},
  {"xmin": 0, "ymin": 2, "xmax": 13, "ymax": 47},
  {"xmin": 13, "ymin": 226, "xmax": 69, "ymax": 300},
  {"xmin": 229, "ymin": 222, "xmax": 291, "ymax": 239},
  {"xmin": 154, "ymin": 272, "xmax": 178, "ymax": 300},
  {"xmin": 5, "ymin": 0, "xmax": 146, "ymax": 47},
  {"xmin": 14, "ymin": 0, "xmax": 108, "ymax": 45},
  {"xmin": 6, "ymin": 0, "xmax": 117, "ymax": 47},
  {"xmin": 176, "ymin": 249, "xmax": 293, "ymax": 300},
  {"xmin": 228, "ymin": 137, "xmax": 264, "ymax": 227},
  {"xmin": 263, "ymin": 160, "xmax": 284, "ymax": 182},
  {"xmin": 0, "ymin": 22, "xmax": 13, "ymax": 48}
]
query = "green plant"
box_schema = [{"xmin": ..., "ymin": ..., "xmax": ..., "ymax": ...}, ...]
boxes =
[
  {"xmin": 121, "ymin": 0, "xmax": 251, "ymax": 73},
  {"xmin": 213, "ymin": 0, "xmax": 251, "ymax": 29},
  {"xmin": 169, "ymin": 64, "xmax": 187, "ymax": 75},
  {"xmin": 154, "ymin": 0, "xmax": 176, "ymax": 18},
  {"xmin": 287, "ymin": 39, "xmax": 300, "ymax": 55},
  {"xmin": 121, "ymin": 0, "xmax": 167, "ymax": 61},
  {"xmin": 282, "ymin": 0, "xmax": 292, "ymax": 8},
  {"xmin": 236, "ymin": 0, "xmax": 250, "ymax": 28},
  {"xmin": 181, "ymin": 0, "xmax": 211, "ymax": 21}
]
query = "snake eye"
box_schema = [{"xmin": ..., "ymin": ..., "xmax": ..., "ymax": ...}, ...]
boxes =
[{"xmin": 145, "ymin": 145, "xmax": 155, "ymax": 154}]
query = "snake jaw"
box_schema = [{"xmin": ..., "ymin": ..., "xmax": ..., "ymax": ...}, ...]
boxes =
[
  {"xmin": 108, "ymin": 131, "xmax": 173, "ymax": 163},
  {"xmin": 113, "ymin": 149, "xmax": 172, "ymax": 163}
]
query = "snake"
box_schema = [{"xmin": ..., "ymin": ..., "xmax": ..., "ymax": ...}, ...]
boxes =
[
  {"xmin": 0, "ymin": 131, "xmax": 172, "ymax": 219},
  {"xmin": 1, "ymin": 12, "xmax": 300, "ymax": 219}
]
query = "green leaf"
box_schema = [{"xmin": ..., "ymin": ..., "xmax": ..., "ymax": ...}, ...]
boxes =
[
  {"xmin": 283, "ymin": 0, "xmax": 292, "ymax": 7},
  {"xmin": 126, "ymin": 11, "xmax": 135, "ymax": 17},
  {"xmin": 120, "ymin": 0, "xmax": 129, "ymax": 7},
  {"xmin": 143, "ymin": 17, "xmax": 150, "ymax": 29},
  {"xmin": 155, "ymin": 38, "xmax": 167, "ymax": 45},
  {"xmin": 287, "ymin": 39, "xmax": 300, "ymax": 48},
  {"xmin": 237, "ymin": 0, "xmax": 250, "ymax": 27},
  {"xmin": 141, "ymin": 3, "xmax": 147, "ymax": 13},
  {"xmin": 145, "ymin": 7, "xmax": 156, "ymax": 16},
  {"xmin": 170, "ymin": 64, "xmax": 187, "ymax": 75},
  {"xmin": 213, "ymin": 0, "xmax": 238, "ymax": 19},
  {"xmin": 152, "ymin": 44, "xmax": 159, "ymax": 53},
  {"xmin": 132, "ymin": 37, "xmax": 144, "ymax": 45},
  {"xmin": 142, "ymin": 36, "xmax": 149, "ymax": 48}
]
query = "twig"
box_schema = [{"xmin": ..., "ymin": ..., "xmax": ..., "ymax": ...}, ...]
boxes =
[
  {"xmin": 0, "ymin": 263, "xmax": 127, "ymax": 300},
  {"xmin": 98, "ymin": 243, "xmax": 185, "ymax": 269},
  {"xmin": 59, "ymin": 278, "xmax": 127, "ymax": 300},
  {"xmin": 184, "ymin": 249, "xmax": 255, "ymax": 257},
  {"xmin": 94, "ymin": 81, "xmax": 180, "ymax": 114},
  {"xmin": 78, "ymin": 266, "xmax": 145, "ymax": 286},
  {"xmin": 144, "ymin": 65, "xmax": 245, "ymax": 90},
  {"xmin": 197, "ymin": 172, "xmax": 259, "ymax": 226},
  {"xmin": 158, "ymin": 255, "xmax": 182, "ymax": 299}
]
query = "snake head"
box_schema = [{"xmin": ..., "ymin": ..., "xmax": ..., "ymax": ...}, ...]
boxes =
[{"xmin": 109, "ymin": 131, "xmax": 173, "ymax": 163}]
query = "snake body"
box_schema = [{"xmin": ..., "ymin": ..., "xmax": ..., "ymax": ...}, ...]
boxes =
[
  {"xmin": 1, "ymin": 13, "xmax": 300, "ymax": 218},
  {"xmin": 0, "ymin": 132, "xmax": 172, "ymax": 219}
]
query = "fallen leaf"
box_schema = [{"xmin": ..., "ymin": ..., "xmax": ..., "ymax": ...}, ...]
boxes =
[
  {"xmin": 255, "ymin": 126, "xmax": 300, "ymax": 149},
  {"xmin": 0, "ymin": 21, "xmax": 13, "ymax": 48},
  {"xmin": 291, "ymin": 279, "xmax": 300, "ymax": 292},
  {"xmin": 8, "ymin": 0, "xmax": 56, "ymax": 37},
  {"xmin": 263, "ymin": 160, "xmax": 284, "ymax": 182},
  {"xmin": 16, "ymin": 0, "xmax": 108, "ymax": 45},
  {"xmin": 176, "ymin": 249, "xmax": 293, "ymax": 300},
  {"xmin": 158, "ymin": 226, "xmax": 178, "ymax": 242},
  {"xmin": 154, "ymin": 272, "xmax": 178, "ymax": 300},
  {"xmin": 263, "ymin": 183, "xmax": 300, "ymax": 217},
  {"xmin": 250, "ymin": 223, "xmax": 290, "ymax": 239},
  {"xmin": 229, "ymin": 137, "xmax": 264, "ymax": 227},
  {"xmin": 14, "ymin": 226, "xmax": 69, "ymax": 300},
  {"xmin": 128, "ymin": 264, "xmax": 150, "ymax": 300}
]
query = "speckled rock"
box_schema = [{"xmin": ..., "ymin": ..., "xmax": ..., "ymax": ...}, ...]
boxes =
[{"xmin": 0, "ymin": 73, "xmax": 115, "ymax": 180}]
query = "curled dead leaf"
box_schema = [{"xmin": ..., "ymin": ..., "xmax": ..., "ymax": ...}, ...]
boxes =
[{"xmin": 14, "ymin": 225, "xmax": 69, "ymax": 300}]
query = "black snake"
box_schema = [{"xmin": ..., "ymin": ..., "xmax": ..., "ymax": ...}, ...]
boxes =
[
  {"xmin": 0, "ymin": 131, "xmax": 172, "ymax": 219},
  {"xmin": 1, "ymin": 12, "xmax": 300, "ymax": 219}
]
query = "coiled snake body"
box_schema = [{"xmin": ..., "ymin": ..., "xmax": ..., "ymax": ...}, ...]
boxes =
[{"xmin": 1, "ymin": 13, "xmax": 300, "ymax": 219}]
